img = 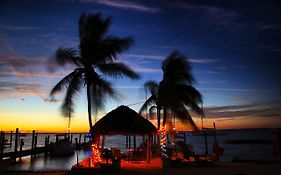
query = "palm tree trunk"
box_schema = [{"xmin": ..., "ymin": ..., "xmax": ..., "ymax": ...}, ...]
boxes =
[
  {"xmin": 87, "ymin": 84, "xmax": 93, "ymax": 132},
  {"xmin": 162, "ymin": 106, "xmax": 167, "ymax": 127},
  {"xmin": 157, "ymin": 107, "xmax": 161, "ymax": 130}
]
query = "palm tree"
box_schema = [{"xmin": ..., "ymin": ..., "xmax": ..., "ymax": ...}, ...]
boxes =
[
  {"xmin": 139, "ymin": 80, "xmax": 162, "ymax": 130},
  {"xmin": 50, "ymin": 13, "xmax": 139, "ymax": 133},
  {"xmin": 140, "ymin": 51, "xmax": 203, "ymax": 131}
]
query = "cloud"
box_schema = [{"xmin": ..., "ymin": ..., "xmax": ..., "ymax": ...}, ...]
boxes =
[
  {"xmin": 113, "ymin": 85, "xmax": 142, "ymax": 89},
  {"xmin": 189, "ymin": 58, "xmax": 219, "ymax": 64},
  {"xmin": 0, "ymin": 25, "xmax": 43, "ymax": 31},
  {"xmin": 125, "ymin": 54, "xmax": 163, "ymax": 60},
  {"xmin": 0, "ymin": 81, "xmax": 49, "ymax": 100},
  {"xmin": 124, "ymin": 54, "xmax": 219, "ymax": 64},
  {"xmin": 195, "ymin": 70, "xmax": 220, "ymax": 74},
  {"xmin": 0, "ymin": 53, "xmax": 44, "ymax": 68},
  {"xmin": 81, "ymin": 0, "xmax": 160, "ymax": 13},
  {"xmin": 173, "ymin": 2, "xmax": 239, "ymax": 27},
  {"xmin": 133, "ymin": 66, "xmax": 161, "ymax": 73},
  {"xmin": 0, "ymin": 71, "xmax": 64, "ymax": 78},
  {"xmin": 257, "ymin": 24, "xmax": 280, "ymax": 31},
  {"xmin": 199, "ymin": 88, "xmax": 279, "ymax": 93},
  {"xmin": 204, "ymin": 100, "xmax": 281, "ymax": 119}
]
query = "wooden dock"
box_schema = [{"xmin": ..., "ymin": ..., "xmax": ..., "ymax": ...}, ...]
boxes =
[
  {"xmin": 0, "ymin": 128, "xmax": 91, "ymax": 162},
  {"xmin": 1, "ymin": 146, "xmax": 48, "ymax": 158}
]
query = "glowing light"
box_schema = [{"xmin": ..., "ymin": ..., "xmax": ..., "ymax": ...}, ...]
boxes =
[
  {"xmin": 91, "ymin": 143, "xmax": 101, "ymax": 166},
  {"xmin": 160, "ymin": 126, "xmax": 168, "ymax": 158}
]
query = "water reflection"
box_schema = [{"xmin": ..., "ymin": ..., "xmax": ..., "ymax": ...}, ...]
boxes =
[{"xmin": 8, "ymin": 150, "xmax": 92, "ymax": 171}]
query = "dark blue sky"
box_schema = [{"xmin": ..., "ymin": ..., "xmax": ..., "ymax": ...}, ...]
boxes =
[{"xmin": 0, "ymin": 0, "xmax": 281, "ymax": 129}]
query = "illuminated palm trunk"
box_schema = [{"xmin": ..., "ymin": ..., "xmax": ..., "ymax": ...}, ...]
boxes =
[{"xmin": 160, "ymin": 126, "xmax": 168, "ymax": 158}]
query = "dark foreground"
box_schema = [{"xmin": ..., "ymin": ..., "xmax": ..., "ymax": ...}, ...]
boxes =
[{"xmin": 3, "ymin": 162, "xmax": 281, "ymax": 175}]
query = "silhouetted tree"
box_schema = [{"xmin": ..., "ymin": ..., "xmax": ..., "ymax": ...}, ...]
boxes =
[
  {"xmin": 50, "ymin": 13, "xmax": 139, "ymax": 132},
  {"xmin": 140, "ymin": 51, "xmax": 203, "ymax": 131}
]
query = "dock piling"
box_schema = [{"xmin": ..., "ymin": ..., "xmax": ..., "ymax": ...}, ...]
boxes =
[
  {"xmin": 31, "ymin": 130, "xmax": 35, "ymax": 160},
  {"xmin": 78, "ymin": 134, "xmax": 81, "ymax": 145},
  {"xmin": 9, "ymin": 131, "xmax": 13, "ymax": 146},
  {"xmin": 14, "ymin": 128, "xmax": 19, "ymax": 162},
  {"xmin": 19, "ymin": 139, "xmax": 24, "ymax": 161},
  {"xmin": 0, "ymin": 131, "xmax": 4, "ymax": 160}
]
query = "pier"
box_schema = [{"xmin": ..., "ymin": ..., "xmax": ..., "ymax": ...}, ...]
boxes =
[{"xmin": 0, "ymin": 128, "xmax": 91, "ymax": 163}]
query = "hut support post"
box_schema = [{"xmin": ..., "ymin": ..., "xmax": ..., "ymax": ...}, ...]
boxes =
[
  {"xmin": 101, "ymin": 135, "xmax": 106, "ymax": 149},
  {"xmin": 146, "ymin": 135, "xmax": 152, "ymax": 163},
  {"xmin": 125, "ymin": 135, "xmax": 128, "ymax": 149},
  {"xmin": 204, "ymin": 130, "xmax": 208, "ymax": 157},
  {"xmin": 128, "ymin": 135, "xmax": 131, "ymax": 149},
  {"xmin": 133, "ymin": 135, "xmax": 136, "ymax": 149}
]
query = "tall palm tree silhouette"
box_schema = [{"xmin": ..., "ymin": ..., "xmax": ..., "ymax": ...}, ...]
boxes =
[
  {"xmin": 50, "ymin": 13, "xmax": 139, "ymax": 132},
  {"xmin": 140, "ymin": 51, "xmax": 203, "ymax": 131}
]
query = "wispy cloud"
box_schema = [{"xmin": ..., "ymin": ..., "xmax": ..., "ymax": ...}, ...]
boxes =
[
  {"xmin": 0, "ymin": 71, "xmax": 64, "ymax": 78},
  {"xmin": 0, "ymin": 25, "xmax": 43, "ymax": 31},
  {"xmin": 81, "ymin": 0, "xmax": 160, "ymax": 13},
  {"xmin": 133, "ymin": 67, "xmax": 161, "ymax": 73},
  {"xmin": 125, "ymin": 54, "xmax": 163, "ymax": 60},
  {"xmin": 0, "ymin": 81, "xmax": 49, "ymax": 100},
  {"xmin": 125, "ymin": 54, "xmax": 219, "ymax": 64},
  {"xmin": 189, "ymin": 58, "xmax": 219, "ymax": 64},
  {"xmin": 195, "ymin": 70, "xmax": 220, "ymax": 74},
  {"xmin": 113, "ymin": 85, "xmax": 142, "ymax": 89},
  {"xmin": 204, "ymin": 100, "xmax": 281, "ymax": 119},
  {"xmin": 173, "ymin": 2, "xmax": 239, "ymax": 27},
  {"xmin": 256, "ymin": 23, "xmax": 281, "ymax": 31},
  {"xmin": 199, "ymin": 87, "xmax": 279, "ymax": 93}
]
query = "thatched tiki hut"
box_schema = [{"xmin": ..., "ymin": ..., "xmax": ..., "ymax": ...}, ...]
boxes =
[{"xmin": 91, "ymin": 105, "xmax": 157, "ymax": 162}]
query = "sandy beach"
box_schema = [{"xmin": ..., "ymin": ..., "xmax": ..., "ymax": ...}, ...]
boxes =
[{"xmin": 3, "ymin": 162, "xmax": 281, "ymax": 175}]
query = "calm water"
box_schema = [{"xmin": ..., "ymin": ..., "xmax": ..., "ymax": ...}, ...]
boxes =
[{"xmin": 3, "ymin": 129, "xmax": 281, "ymax": 171}]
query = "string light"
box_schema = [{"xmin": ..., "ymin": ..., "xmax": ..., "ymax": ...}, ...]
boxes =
[
  {"xmin": 160, "ymin": 126, "xmax": 168, "ymax": 158},
  {"xmin": 91, "ymin": 143, "xmax": 101, "ymax": 166}
]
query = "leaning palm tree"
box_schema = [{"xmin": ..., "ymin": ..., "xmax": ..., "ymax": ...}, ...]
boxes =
[
  {"xmin": 50, "ymin": 13, "xmax": 139, "ymax": 133},
  {"xmin": 140, "ymin": 51, "xmax": 203, "ymax": 131},
  {"xmin": 139, "ymin": 80, "xmax": 162, "ymax": 130}
]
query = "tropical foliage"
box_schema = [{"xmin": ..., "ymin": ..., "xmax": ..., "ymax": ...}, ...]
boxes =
[
  {"xmin": 140, "ymin": 51, "xmax": 203, "ymax": 131},
  {"xmin": 50, "ymin": 13, "xmax": 139, "ymax": 131}
]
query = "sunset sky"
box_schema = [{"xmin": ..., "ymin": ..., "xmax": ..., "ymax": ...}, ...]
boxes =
[{"xmin": 0, "ymin": 0, "xmax": 281, "ymax": 132}]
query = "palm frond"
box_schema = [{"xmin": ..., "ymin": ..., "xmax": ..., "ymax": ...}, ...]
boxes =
[
  {"xmin": 144, "ymin": 80, "xmax": 159, "ymax": 96},
  {"xmin": 55, "ymin": 47, "xmax": 80, "ymax": 66},
  {"xmin": 98, "ymin": 36, "xmax": 134, "ymax": 63},
  {"xmin": 139, "ymin": 95, "xmax": 157, "ymax": 114},
  {"xmin": 79, "ymin": 12, "xmax": 111, "ymax": 42},
  {"xmin": 170, "ymin": 104, "xmax": 199, "ymax": 131},
  {"xmin": 61, "ymin": 72, "xmax": 83, "ymax": 117},
  {"xmin": 162, "ymin": 50, "xmax": 194, "ymax": 84},
  {"xmin": 98, "ymin": 62, "xmax": 139, "ymax": 79},
  {"xmin": 87, "ymin": 72, "xmax": 117, "ymax": 115},
  {"xmin": 176, "ymin": 85, "xmax": 204, "ymax": 116},
  {"xmin": 50, "ymin": 69, "xmax": 83, "ymax": 96}
]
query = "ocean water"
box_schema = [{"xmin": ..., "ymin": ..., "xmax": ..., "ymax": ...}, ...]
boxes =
[{"xmin": 2, "ymin": 129, "xmax": 281, "ymax": 171}]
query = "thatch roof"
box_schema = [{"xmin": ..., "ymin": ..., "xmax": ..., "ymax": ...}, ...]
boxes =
[{"xmin": 91, "ymin": 105, "xmax": 157, "ymax": 135}]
